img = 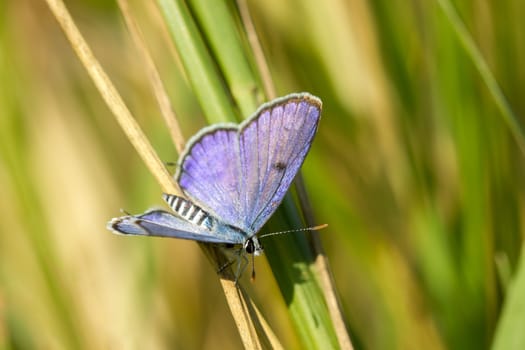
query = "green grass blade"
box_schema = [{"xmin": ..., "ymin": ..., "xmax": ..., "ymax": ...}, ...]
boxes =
[
  {"xmin": 188, "ymin": 0, "xmax": 261, "ymax": 116},
  {"xmin": 264, "ymin": 197, "xmax": 340, "ymax": 349},
  {"xmin": 492, "ymin": 249, "xmax": 525, "ymax": 350},
  {"xmin": 157, "ymin": 0, "xmax": 238, "ymax": 124},
  {"xmin": 436, "ymin": 0, "xmax": 525, "ymax": 154}
]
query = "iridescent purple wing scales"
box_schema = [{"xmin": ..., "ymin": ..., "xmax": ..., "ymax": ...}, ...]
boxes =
[{"xmin": 178, "ymin": 127, "xmax": 243, "ymax": 224}]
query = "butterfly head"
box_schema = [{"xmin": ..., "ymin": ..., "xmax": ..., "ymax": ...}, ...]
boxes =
[{"xmin": 244, "ymin": 236, "xmax": 263, "ymax": 256}]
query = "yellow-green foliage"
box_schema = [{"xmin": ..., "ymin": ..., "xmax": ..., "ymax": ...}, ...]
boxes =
[{"xmin": 1, "ymin": 0, "xmax": 524, "ymax": 349}]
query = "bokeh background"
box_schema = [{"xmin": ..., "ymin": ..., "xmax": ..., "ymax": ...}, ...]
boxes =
[{"xmin": 1, "ymin": 0, "xmax": 524, "ymax": 349}]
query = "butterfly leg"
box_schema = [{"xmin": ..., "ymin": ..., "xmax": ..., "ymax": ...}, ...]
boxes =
[
  {"xmin": 234, "ymin": 252, "xmax": 249, "ymax": 285},
  {"xmin": 217, "ymin": 248, "xmax": 248, "ymax": 285},
  {"xmin": 218, "ymin": 258, "xmax": 235, "ymax": 274}
]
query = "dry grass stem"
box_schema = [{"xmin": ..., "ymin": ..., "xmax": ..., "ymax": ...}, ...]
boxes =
[
  {"xmin": 236, "ymin": 0, "xmax": 276, "ymax": 100},
  {"xmin": 45, "ymin": 0, "xmax": 179, "ymax": 195},
  {"xmin": 117, "ymin": 0, "xmax": 186, "ymax": 155},
  {"xmin": 220, "ymin": 279, "xmax": 284, "ymax": 350},
  {"xmin": 250, "ymin": 298, "xmax": 285, "ymax": 350},
  {"xmin": 295, "ymin": 175, "xmax": 354, "ymax": 350},
  {"xmin": 202, "ymin": 244, "xmax": 273, "ymax": 349}
]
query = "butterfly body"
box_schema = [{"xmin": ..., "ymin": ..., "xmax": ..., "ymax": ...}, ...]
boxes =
[{"xmin": 107, "ymin": 92, "xmax": 321, "ymax": 278}]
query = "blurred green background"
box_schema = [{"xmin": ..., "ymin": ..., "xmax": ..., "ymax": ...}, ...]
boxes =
[{"xmin": 1, "ymin": 0, "xmax": 524, "ymax": 349}]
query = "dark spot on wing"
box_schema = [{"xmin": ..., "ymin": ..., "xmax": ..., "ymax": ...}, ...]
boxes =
[{"xmin": 273, "ymin": 162, "xmax": 286, "ymax": 171}]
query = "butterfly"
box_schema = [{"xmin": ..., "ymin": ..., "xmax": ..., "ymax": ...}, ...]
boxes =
[{"xmin": 107, "ymin": 92, "xmax": 322, "ymax": 280}]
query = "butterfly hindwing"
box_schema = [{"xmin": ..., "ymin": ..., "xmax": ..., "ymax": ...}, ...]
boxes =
[{"xmin": 107, "ymin": 209, "xmax": 244, "ymax": 244}]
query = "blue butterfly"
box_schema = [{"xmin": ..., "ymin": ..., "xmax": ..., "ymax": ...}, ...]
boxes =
[{"xmin": 107, "ymin": 92, "xmax": 322, "ymax": 279}]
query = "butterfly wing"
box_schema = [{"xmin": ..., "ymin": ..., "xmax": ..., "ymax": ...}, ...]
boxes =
[
  {"xmin": 175, "ymin": 126, "xmax": 244, "ymax": 227},
  {"xmin": 240, "ymin": 94, "xmax": 321, "ymax": 231},
  {"xmin": 107, "ymin": 209, "xmax": 242, "ymax": 244},
  {"xmin": 176, "ymin": 93, "xmax": 321, "ymax": 232}
]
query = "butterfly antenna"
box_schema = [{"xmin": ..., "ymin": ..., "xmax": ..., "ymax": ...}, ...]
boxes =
[
  {"xmin": 259, "ymin": 224, "xmax": 328, "ymax": 239},
  {"xmin": 119, "ymin": 208, "xmax": 132, "ymax": 216}
]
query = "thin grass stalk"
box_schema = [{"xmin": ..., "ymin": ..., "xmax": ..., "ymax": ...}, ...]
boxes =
[
  {"xmin": 295, "ymin": 175, "xmax": 354, "ymax": 350},
  {"xmin": 436, "ymin": 0, "xmax": 525, "ymax": 155},
  {"xmin": 156, "ymin": 0, "xmax": 238, "ymax": 124},
  {"xmin": 44, "ymin": 0, "xmax": 177, "ymax": 195},
  {"xmin": 117, "ymin": 0, "xmax": 186, "ymax": 155},
  {"xmin": 250, "ymin": 299, "xmax": 286, "ymax": 350},
  {"xmin": 236, "ymin": 0, "xmax": 276, "ymax": 100},
  {"xmin": 220, "ymin": 278, "xmax": 285, "ymax": 349},
  {"xmin": 492, "ymin": 242, "xmax": 525, "ymax": 349},
  {"xmin": 188, "ymin": 0, "xmax": 261, "ymax": 117},
  {"xmin": 263, "ymin": 197, "xmax": 340, "ymax": 349},
  {"xmin": 201, "ymin": 237, "xmax": 276, "ymax": 349}
]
